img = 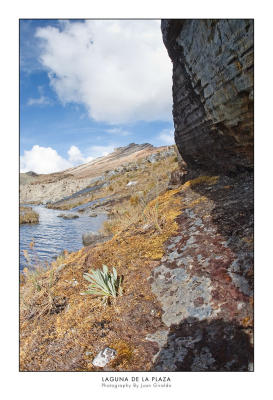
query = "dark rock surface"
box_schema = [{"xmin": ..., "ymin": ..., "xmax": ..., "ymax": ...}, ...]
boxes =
[
  {"xmin": 148, "ymin": 173, "xmax": 253, "ymax": 371},
  {"xmin": 152, "ymin": 21, "xmax": 254, "ymax": 371},
  {"xmin": 161, "ymin": 19, "xmax": 254, "ymax": 174}
]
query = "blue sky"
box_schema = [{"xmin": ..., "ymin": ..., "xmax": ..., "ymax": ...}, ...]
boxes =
[{"xmin": 20, "ymin": 19, "xmax": 174, "ymax": 173}]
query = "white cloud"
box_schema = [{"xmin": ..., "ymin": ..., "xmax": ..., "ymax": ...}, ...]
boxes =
[
  {"xmin": 35, "ymin": 20, "xmax": 172, "ymax": 124},
  {"xmin": 27, "ymin": 95, "xmax": 52, "ymax": 106},
  {"xmin": 157, "ymin": 128, "xmax": 174, "ymax": 145},
  {"xmin": 27, "ymin": 86, "xmax": 52, "ymax": 106},
  {"xmin": 20, "ymin": 145, "xmax": 72, "ymax": 174},
  {"xmin": 68, "ymin": 145, "xmax": 93, "ymax": 164},
  {"xmin": 106, "ymin": 127, "xmax": 130, "ymax": 136},
  {"xmin": 20, "ymin": 144, "xmax": 117, "ymax": 174}
]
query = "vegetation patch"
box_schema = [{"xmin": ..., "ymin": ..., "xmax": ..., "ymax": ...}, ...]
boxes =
[
  {"xmin": 19, "ymin": 138, "xmax": 221, "ymax": 372},
  {"xmin": 20, "ymin": 207, "xmax": 39, "ymax": 224},
  {"xmin": 20, "ymin": 178, "xmax": 188, "ymax": 371}
]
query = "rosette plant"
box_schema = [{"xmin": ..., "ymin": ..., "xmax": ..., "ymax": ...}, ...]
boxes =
[{"xmin": 81, "ymin": 265, "xmax": 123, "ymax": 305}]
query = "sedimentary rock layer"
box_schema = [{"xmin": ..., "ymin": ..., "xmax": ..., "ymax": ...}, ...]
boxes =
[{"xmin": 162, "ymin": 19, "xmax": 254, "ymax": 174}]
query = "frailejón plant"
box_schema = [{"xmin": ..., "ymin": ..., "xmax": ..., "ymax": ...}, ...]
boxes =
[{"xmin": 81, "ymin": 265, "xmax": 123, "ymax": 304}]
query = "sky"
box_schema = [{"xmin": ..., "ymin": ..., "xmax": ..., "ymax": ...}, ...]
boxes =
[{"xmin": 20, "ymin": 19, "xmax": 174, "ymax": 174}]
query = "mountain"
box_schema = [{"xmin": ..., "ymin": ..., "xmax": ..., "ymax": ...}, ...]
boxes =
[{"xmin": 20, "ymin": 143, "xmax": 174, "ymax": 204}]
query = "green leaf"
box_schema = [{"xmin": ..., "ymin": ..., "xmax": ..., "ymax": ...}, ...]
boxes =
[{"xmin": 102, "ymin": 265, "xmax": 108, "ymax": 274}]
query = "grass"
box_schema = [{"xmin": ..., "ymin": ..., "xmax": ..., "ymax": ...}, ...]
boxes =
[
  {"xmin": 45, "ymin": 150, "xmax": 177, "ymax": 212},
  {"xmin": 19, "ymin": 171, "xmax": 223, "ymax": 371},
  {"xmin": 20, "ymin": 207, "xmax": 39, "ymax": 224},
  {"xmin": 100, "ymin": 156, "xmax": 178, "ymax": 236},
  {"xmin": 20, "ymin": 245, "xmax": 70, "ymax": 319},
  {"xmin": 21, "ymin": 148, "xmax": 204, "ymax": 371},
  {"xmin": 20, "ymin": 178, "xmax": 185, "ymax": 371}
]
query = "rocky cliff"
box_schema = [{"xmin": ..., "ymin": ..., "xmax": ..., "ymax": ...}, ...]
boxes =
[
  {"xmin": 162, "ymin": 19, "xmax": 254, "ymax": 175},
  {"xmin": 150, "ymin": 19, "xmax": 254, "ymax": 371}
]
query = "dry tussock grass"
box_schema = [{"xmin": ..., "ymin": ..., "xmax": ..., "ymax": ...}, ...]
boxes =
[
  {"xmin": 20, "ymin": 161, "xmax": 220, "ymax": 372},
  {"xmin": 20, "ymin": 207, "xmax": 39, "ymax": 224},
  {"xmin": 101, "ymin": 157, "xmax": 178, "ymax": 236},
  {"xmin": 20, "ymin": 181, "xmax": 186, "ymax": 371}
]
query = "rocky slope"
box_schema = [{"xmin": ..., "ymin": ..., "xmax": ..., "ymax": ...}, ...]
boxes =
[{"xmin": 20, "ymin": 143, "xmax": 172, "ymax": 204}]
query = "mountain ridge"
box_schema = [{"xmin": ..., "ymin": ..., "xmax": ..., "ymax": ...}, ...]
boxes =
[{"xmin": 20, "ymin": 143, "xmax": 174, "ymax": 204}]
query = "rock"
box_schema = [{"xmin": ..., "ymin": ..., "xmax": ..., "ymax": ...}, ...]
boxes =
[
  {"xmin": 57, "ymin": 214, "xmax": 79, "ymax": 219},
  {"xmin": 89, "ymin": 213, "xmax": 97, "ymax": 217},
  {"xmin": 161, "ymin": 19, "xmax": 254, "ymax": 174},
  {"xmin": 152, "ymin": 24, "xmax": 254, "ymax": 370},
  {"xmin": 92, "ymin": 347, "xmax": 117, "ymax": 367},
  {"xmin": 141, "ymin": 223, "xmax": 153, "ymax": 232},
  {"xmin": 147, "ymin": 154, "xmax": 158, "ymax": 163},
  {"xmin": 148, "ymin": 173, "xmax": 253, "ymax": 371},
  {"xmin": 127, "ymin": 180, "xmax": 138, "ymax": 186},
  {"xmin": 82, "ymin": 232, "xmax": 113, "ymax": 247}
]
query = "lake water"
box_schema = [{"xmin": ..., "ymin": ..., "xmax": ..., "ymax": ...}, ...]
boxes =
[{"xmin": 20, "ymin": 205, "xmax": 107, "ymax": 270}]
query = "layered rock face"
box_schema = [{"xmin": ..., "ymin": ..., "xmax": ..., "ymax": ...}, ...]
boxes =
[
  {"xmin": 149, "ymin": 19, "xmax": 254, "ymax": 371},
  {"xmin": 162, "ymin": 19, "xmax": 254, "ymax": 174}
]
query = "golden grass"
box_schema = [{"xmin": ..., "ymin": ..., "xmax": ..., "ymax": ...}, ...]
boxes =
[
  {"xmin": 20, "ymin": 179, "xmax": 185, "ymax": 371},
  {"xmin": 19, "ymin": 139, "xmax": 220, "ymax": 372},
  {"xmin": 20, "ymin": 207, "xmax": 39, "ymax": 224},
  {"xmin": 100, "ymin": 156, "xmax": 179, "ymax": 236}
]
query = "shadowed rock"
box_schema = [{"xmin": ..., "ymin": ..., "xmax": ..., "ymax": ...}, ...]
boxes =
[
  {"xmin": 161, "ymin": 19, "xmax": 253, "ymax": 175},
  {"xmin": 152, "ymin": 318, "xmax": 253, "ymax": 371}
]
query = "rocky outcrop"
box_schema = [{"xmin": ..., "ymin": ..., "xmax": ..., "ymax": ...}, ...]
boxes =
[
  {"xmin": 148, "ymin": 174, "xmax": 253, "ymax": 371},
  {"xmin": 162, "ymin": 19, "xmax": 254, "ymax": 174},
  {"xmin": 149, "ymin": 19, "xmax": 254, "ymax": 371}
]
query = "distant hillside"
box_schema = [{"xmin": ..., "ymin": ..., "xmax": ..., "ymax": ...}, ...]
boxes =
[
  {"xmin": 20, "ymin": 172, "xmax": 40, "ymax": 185},
  {"xmin": 20, "ymin": 143, "xmax": 175, "ymax": 204},
  {"xmin": 65, "ymin": 143, "xmax": 167, "ymax": 179}
]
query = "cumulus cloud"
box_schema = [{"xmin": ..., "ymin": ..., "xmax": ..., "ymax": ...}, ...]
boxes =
[
  {"xmin": 68, "ymin": 144, "xmax": 115, "ymax": 164},
  {"xmin": 20, "ymin": 145, "xmax": 72, "ymax": 174},
  {"xmin": 157, "ymin": 128, "xmax": 174, "ymax": 145},
  {"xmin": 68, "ymin": 145, "xmax": 93, "ymax": 164},
  {"xmin": 20, "ymin": 144, "xmax": 117, "ymax": 174},
  {"xmin": 35, "ymin": 20, "xmax": 172, "ymax": 124}
]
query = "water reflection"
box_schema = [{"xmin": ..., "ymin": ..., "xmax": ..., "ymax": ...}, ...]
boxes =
[{"xmin": 20, "ymin": 205, "xmax": 107, "ymax": 270}]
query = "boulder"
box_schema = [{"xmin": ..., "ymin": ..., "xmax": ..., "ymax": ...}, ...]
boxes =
[
  {"xmin": 82, "ymin": 231, "xmax": 112, "ymax": 247},
  {"xmin": 161, "ymin": 19, "xmax": 254, "ymax": 175},
  {"xmin": 57, "ymin": 214, "xmax": 79, "ymax": 219}
]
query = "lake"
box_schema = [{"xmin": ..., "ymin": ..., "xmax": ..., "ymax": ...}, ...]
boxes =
[{"xmin": 20, "ymin": 205, "xmax": 107, "ymax": 270}]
